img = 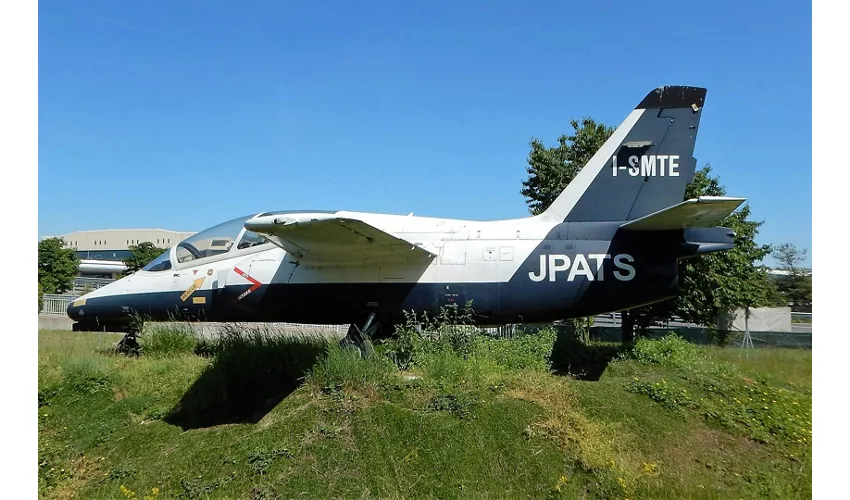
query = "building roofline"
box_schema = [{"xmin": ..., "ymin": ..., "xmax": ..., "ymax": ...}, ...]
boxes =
[{"xmin": 56, "ymin": 229, "xmax": 195, "ymax": 234}]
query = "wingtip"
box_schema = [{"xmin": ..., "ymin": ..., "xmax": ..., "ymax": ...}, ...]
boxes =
[{"xmin": 636, "ymin": 86, "xmax": 707, "ymax": 110}]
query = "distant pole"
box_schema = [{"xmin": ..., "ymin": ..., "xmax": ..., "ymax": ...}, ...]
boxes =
[{"xmin": 740, "ymin": 305, "xmax": 754, "ymax": 350}]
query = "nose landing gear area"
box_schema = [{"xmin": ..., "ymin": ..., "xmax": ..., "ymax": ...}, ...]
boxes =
[{"xmin": 116, "ymin": 331, "xmax": 141, "ymax": 356}]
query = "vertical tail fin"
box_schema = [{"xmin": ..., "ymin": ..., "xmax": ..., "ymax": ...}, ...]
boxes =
[{"xmin": 538, "ymin": 85, "xmax": 707, "ymax": 223}]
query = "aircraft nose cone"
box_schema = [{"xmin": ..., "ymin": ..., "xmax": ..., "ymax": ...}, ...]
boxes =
[{"xmin": 66, "ymin": 296, "xmax": 87, "ymax": 320}]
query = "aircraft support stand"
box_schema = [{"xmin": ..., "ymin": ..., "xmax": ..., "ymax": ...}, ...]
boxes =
[
  {"xmin": 117, "ymin": 322, "xmax": 142, "ymax": 357},
  {"xmin": 341, "ymin": 312, "xmax": 379, "ymax": 359}
]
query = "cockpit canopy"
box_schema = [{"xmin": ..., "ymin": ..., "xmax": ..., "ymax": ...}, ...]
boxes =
[{"xmin": 142, "ymin": 214, "xmax": 269, "ymax": 272}]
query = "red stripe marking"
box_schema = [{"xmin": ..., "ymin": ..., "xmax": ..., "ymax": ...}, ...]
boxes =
[{"xmin": 233, "ymin": 266, "xmax": 262, "ymax": 300}]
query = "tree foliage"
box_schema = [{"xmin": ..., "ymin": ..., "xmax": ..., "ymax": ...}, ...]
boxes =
[
  {"xmin": 521, "ymin": 118, "xmax": 614, "ymax": 215},
  {"xmin": 629, "ymin": 166, "xmax": 775, "ymax": 330},
  {"xmin": 38, "ymin": 237, "xmax": 80, "ymax": 295},
  {"xmin": 771, "ymin": 243, "xmax": 812, "ymax": 310},
  {"xmin": 123, "ymin": 242, "xmax": 169, "ymax": 275},
  {"xmin": 521, "ymin": 118, "xmax": 775, "ymax": 334}
]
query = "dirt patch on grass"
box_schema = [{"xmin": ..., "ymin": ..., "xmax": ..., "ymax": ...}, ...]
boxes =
[
  {"xmin": 112, "ymin": 387, "xmax": 126, "ymax": 401},
  {"xmin": 51, "ymin": 454, "xmax": 104, "ymax": 500},
  {"xmin": 656, "ymin": 425, "xmax": 768, "ymax": 495}
]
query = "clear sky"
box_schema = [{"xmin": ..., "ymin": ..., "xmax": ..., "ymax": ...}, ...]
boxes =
[{"xmin": 38, "ymin": 0, "xmax": 812, "ymax": 267}]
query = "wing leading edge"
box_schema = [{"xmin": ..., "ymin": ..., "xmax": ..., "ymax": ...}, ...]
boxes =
[
  {"xmin": 619, "ymin": 196, "xmax": 746, "ymax": 231},
  {"xmin": 244, "ymin": 213, "xmax": 436, "ymax": 266}
]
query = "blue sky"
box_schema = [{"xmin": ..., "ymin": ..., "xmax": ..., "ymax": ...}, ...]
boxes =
[{"xmin": 38, "ymin": 0, "xmax": 812, "ymax": 266}]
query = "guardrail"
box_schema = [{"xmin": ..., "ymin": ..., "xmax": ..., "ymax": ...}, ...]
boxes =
[
  {"xmin": 41, "ymin": 294, "xmax": 74, "ymax": 315},
  {"xmin": 72, "ymin": 277, "xmax": 114, "ymax": 293}
]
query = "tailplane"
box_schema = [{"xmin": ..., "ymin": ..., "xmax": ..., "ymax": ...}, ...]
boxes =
[
  {"xmin": 619, "ymin": 196, "xmax": 746, "ymax": 231},
  {"xmin": 539, "ymin": 85, "xmax": 707, "ymax": 223}
]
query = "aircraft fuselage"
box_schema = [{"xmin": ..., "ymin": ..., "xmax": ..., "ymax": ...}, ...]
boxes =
[{"xmin": 67, "ymin": 211, "xmax": 732, "ymax": 332}]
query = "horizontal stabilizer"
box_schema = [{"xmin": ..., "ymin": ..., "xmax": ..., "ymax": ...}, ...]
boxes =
[{"xmin": 619, "ymin": 196, "xmax": 746, "ymax": 231}]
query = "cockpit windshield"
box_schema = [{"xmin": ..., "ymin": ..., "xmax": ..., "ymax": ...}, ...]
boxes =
[
  {"xmin": 142, "ymin": 250, "xmax": 172, "ymax": 272},
  {"xmin": 139, "ymin": 214, "xmax": 271, "ymax": 272},
  {"xmin": 175, "ymin": 215, "xmax": 248, "ymax": 264}
]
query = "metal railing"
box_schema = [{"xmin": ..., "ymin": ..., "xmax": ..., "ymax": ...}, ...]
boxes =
[
  {"xmin": 72, "ymin": 277, "xmax": 114, "ymax": 293},
  {"xmin": 41, "ymin": 294, "xmax": 74, "ymax": 315}
]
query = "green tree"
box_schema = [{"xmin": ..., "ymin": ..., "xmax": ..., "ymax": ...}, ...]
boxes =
[
  {"xmin": 771, "ymin": 243, "xmax": 812, "ymax": 310},
  {"xmin": 521, "ymin": 120, "xmax": 774, "ymax": 342},
  {"xmin": 629, "ymin": 166, "xmax": 775, "ymax": 333},
  {"xmin": 38, "ymin": 237, "xmax": 80, "ymax": 295},
  {"xmin": 123, "ymin": 242, "xmax": 168, "ymax": 275},
  {"xmin": 521, "ymin": 118, "xmax": 614, "ymax": 215},
  {"xmin": 674, "ymin": 166, "xmax": 774, "ymax": 324}
]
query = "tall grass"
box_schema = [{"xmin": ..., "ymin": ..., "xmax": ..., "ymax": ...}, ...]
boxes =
[
  {"xmin": 164, "ymin": 324, "xmax": 330, "ymax": 428},
  {"xmin": 141, "ymin": 322, "xmax": 200, "ymax": 357},
  {"xmin": 304, "ymin": 341, "xmax": 396, "ymax": 391}
]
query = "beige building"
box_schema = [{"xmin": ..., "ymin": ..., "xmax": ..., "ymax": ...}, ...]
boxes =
[
  {"xmin": 41, "ymin": 229, "xmax": 196, "ymax": 283},
  {"xmin": 53, "ymin": 228, "xmax": 196, "ymax": 261}
]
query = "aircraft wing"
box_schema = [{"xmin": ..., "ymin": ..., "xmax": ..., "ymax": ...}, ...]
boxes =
[
  {"xmin": 244, "ymin": 212, "xmax": 436, "ymax": 266},
  {"xmin": 619, "ymin": 196, "xmax": 746, "ymax": 231}
]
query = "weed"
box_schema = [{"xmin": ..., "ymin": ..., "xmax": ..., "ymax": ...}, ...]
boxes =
[
  {"xmin": 625, "ymin": 378, "xmax": 696, "ymax": 414},
  {"xmin": 475, "ymin": 328, "xmax": 556, "ymax": 371},
  {"xmin": 61, "ymin": 357, "xmax": 113, "ymax": 394},
  {"xmin": 430, "ymin": 393, "xmax": 477, "ymax": 418},
  {"xmin": 119, "ymin": 484, "xmax": 159, "ymax": 500},
  {"xmin": 429, "ymin": 393, "xmax": 478, "ymax": 419},
  {"xmin": 247, "ymin": 447, "xmax": 292, "ymax": 475},
  {"xmin": 109, "ymin": 464, "xmax": 137, "ymax": 480},
  {"xmin": 38, "ymin": 385, "xmax": 62, "ymax": 407},
  {"xmin": 382, "ymin": 301, "xmax": 479, "ymax": 369},
  {"xmin": 179, "ymin": 473, "xmax": 236, "ymax": 498},
  {"xmin": 629, "ymin": 333, "xmax": 704, "ymax": 368},
  {"xmin": 250, "ymin": 485, "xmax": 280, "ymax": 500}
]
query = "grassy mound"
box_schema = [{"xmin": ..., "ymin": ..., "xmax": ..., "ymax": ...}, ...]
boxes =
[{"xmin": 38, "ymin": 326, "xmax": 812, "ymax": 499}]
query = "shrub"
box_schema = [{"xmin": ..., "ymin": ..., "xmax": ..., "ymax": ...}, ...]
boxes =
[
  {"xmin": 629, "ymin": 333, "xmax": 704, "ymax": 368},
  {"xmin": 382, "ymin": 301, "xmax": 479, "ymax": 369}
]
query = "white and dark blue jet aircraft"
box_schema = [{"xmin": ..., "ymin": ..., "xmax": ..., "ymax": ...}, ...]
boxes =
[{"xmin": 67, "ymin": 85, "xmax": 745, "ymax": 354}]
